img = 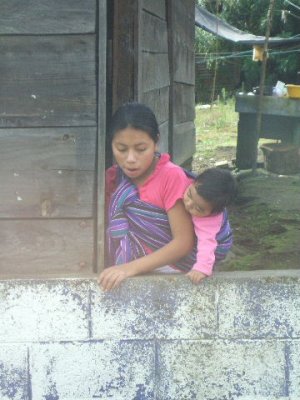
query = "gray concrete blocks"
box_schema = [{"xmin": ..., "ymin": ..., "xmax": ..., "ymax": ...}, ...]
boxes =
[{"xmin": 0, "ymin": 270, "xmax": 299, "ymax": 399}]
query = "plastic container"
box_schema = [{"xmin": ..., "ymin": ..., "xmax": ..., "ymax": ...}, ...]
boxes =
[{"xmin": 286, "ymin": 84, "xmax": 300, "ymax": 99}]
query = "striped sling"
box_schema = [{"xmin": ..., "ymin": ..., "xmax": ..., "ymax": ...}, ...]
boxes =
[
  {"xmin": 107, "ymin": 169, "xmax": 233, "ymax": 271},
  {"xmin": 107, "ymin": 175, "xmax": 196, "ymax": 271}
]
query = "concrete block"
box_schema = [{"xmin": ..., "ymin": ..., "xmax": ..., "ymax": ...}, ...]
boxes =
[
  {"xmin": 157, "ymin": 339, "xmax": 287, "ymax": 400},
  {"xmin": 91, "ymin": 275, "xmax": 217, "ymax": 340},
  {"xmin": 30, "ymin": 341, "xmax": 155, "ymax": 400},
  {"xmin": 0, "ymin": 344, "xmax": 29, "ymax": 400},
  {"xmin": 218, "ymin": 275, "xmax": 300, "ymax": 339},
  {"xmin": 288, "ymin": 340, "xmax": 300, "ymax": 399},
  {"xmin": 0, "ymin": 279, "xmax": 90, "ymax": 342}
]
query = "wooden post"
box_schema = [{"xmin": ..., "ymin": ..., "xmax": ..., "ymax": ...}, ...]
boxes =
[
  {"xmin": 252, "ymin": 0, "xmax": 276, "ymax": 173},
  {"xmin": 95, "ymin": 0, "xmax": 107, "ymax": 272}
]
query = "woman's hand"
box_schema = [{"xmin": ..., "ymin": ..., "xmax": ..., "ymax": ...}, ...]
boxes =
[
  {"xmin": 98, "ymin": 265, "xmax": 129, "ymax": 291},
  {"xmin": 186, "ymin": 270, "xmax": 207, "ymax": 284}
]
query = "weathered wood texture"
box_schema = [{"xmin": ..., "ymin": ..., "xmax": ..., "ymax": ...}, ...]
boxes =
[
  {"xmin": 0, "ymin": 35, "xmax": 97, "ymax": 127},
  {"xmin": 172, "ymin": 0, "xmax": 195, "ymax": 85},
  {"xmin": 158, "ymin": 121, "xmax": 169, "ymax": 154},
  {"xmin": 0, "ymin": 0, "xmax": 96, "ymax": 34},
  {"xmin": 0, "ymin": 128, "xmax": 96, "ymax": 218},
  {"xmin": 174, "ymin": 84, "xmax": 195, "ymax": 124},
  {"xmin": 138, "ymin": 2, "xmax": 170, "ymax": 152},
  {"xmin": 173, "ymin": 122, "xmax": 195, "ymax": 166},
  {"xmin": 0, "ymin": 220, "xmax": 94, "ymax": 275},
  {"xmin": 142, "ymin": 0, "xmax": 166, "ymax": 19},
  {"xmin": 139, "ymin": 5, "xmax": 169, "ymax": 94},
  {"xmin": 141, "ymin": 53, "xmax": 170, "ymax": 93},
  {"xmin": 168, "ymin": 0, "xmax": 195, "ymax": 165},
  {"xmin": 141, "ymin": 87, "xmax": 169, "ymax": 125},
  {"xmin": 141, "ymin": 11, "xmax": 168, "ymax": 53},
  {"xmin": 96, "ymin": 0, "xmax": 108, "ymax": 271},
  {"xmin": 0, "ymin": 0, "xmax": 106, "ymax": 275},
  {"xmin": 112, "ymin": 0, "xmax": 137, "ymax": 111},
  {"xmin": 236, "ymin": 95, "xmax": 300, "ymax": 117}
]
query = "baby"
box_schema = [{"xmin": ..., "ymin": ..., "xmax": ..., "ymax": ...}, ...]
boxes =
[{"xmin": 183, "ymin": 168, "xmax": 237, "ymax": 284}]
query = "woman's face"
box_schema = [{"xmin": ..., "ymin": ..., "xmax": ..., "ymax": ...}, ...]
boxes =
[{"xmin": 112, "ymin": 127, "xmax": 158, "ymax": 185}]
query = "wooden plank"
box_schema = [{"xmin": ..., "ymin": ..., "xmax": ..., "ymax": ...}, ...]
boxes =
[
  {"xmin": 0, "ymin": 0, "xmax": 96, "ymax": 34},
  {"xmin": 0, "ymin": 220, "xmax": 94, "ymax": 275},
  {"xmin": 167, "ymin": 0, "xmax": 195, "ymax": 162},
  {"xmin": 141, "ymin": 11, "xmax": 168, "ymax": 53},
  {"xmin": 0, "ymin": 128, "xmax": 96, "ymax": 218},
  {"xmin": 172, "ymin": 0, "xmax": 195, "ymax": 84},
  {"xmin": 166, "ymin": 0, "xmax": 174, "ymax": 158},
  {"xmin": 173, "ymin": 45, "xmax": 195, "ymax": 85},
  {"xmin": 174, "ymin": 84, "xmax": 195, "ymax": 124},
  {"xmin": 141, "ymin": 53, "xmax": 170, "ymax": 92},
  {"xmin": 96, "ymin": 0, "xmax": 107, "ymax": 272},
  {"xmin": 172, "ymin": 122, "xmax": 195, "ymax": 166},
  {"xmin": 0, "ymin": 35, "xmax": 96, "ymax": 127},
  {"xmin": 112, "ymin": 0, "xmax": 137, "ymax": 111},
  {"xmin": 236, "ymin": 95, "xmax": 300, "ymax": 118},
  {"xmin": 173, "ymin": 0, "xmax": 195, "ymax": 47},
  {"xmin": 141, "ymin": 86, "xmax": 169, "ymax": 125},
  {"xmin": 158, "ymin": 121, "xmax": 169, "ymax": 154},
  {"xmin": 142, "ymin": 0, "xmax": 166, "ymax": 19}
]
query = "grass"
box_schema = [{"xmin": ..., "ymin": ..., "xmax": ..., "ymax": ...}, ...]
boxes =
[
  {"xmin": 193, "ymin": 97, "xmax": 275, "ymax": 169},
  {"xmin": 193, "ymin": 98, "xmax": 238, "ymax": 170}
]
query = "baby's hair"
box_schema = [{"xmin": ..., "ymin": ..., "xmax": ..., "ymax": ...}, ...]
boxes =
[
  {"xmin": 195, "ymin": 168, "xmax": 237, "ymax": 214},
  {"xmin": 109, "ymin": 102, "xmax": 160, "ymax": 143}
]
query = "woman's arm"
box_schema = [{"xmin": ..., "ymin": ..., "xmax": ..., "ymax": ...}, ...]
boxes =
[{"xmin": 98, "ymin": 200, "xmax": 195, "ymax": 291}]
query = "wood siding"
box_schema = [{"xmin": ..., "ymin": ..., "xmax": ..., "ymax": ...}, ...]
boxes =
[
  {"xmin": 112, "ymin": 0, "xmax": 195, "ymax": 162},
  {"xmin": 138, "ymin": 0, "xmax": 170, "ymax": 153},
  {"xmin": 0, "ymin": 0, "xmax": 195, "ymax": 276},
  {"xmin": 168, "ymin": 0, "xmax": 195, "ymax": 165},
  {"xmin": 0, "ymin": 0, "xmax": 105, "ymax": 275}
]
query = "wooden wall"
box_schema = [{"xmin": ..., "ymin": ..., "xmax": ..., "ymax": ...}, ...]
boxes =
[
  {"xmin": 168, "ymin": 0, "xmax": 195, "ymax": 165},
  {"xmin": 138, "ymin": 1, "xmax": 170, "ymax": 153},
  {"xmin": 135, "ymin": 0, "xmax": 195, "ymax": 163},
  {"xmin": 0, "ymin": 0, "xmax": 106, "ymax": 275},
  {"xmin": 112, "ymin": 0, "xmax": 195, "ymax": 161},
  {"xmin": 0, "ymin": 0, "xmax": 195, "ymax": 276}
]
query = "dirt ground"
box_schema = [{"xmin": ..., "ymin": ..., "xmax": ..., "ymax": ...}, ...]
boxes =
[{"xmin": 193, "ymin": 145, "xmax": 300, "ymax": 272}]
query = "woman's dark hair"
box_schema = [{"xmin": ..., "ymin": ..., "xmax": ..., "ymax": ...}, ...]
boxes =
[
  {"xmin": 109, "ymin": 102, "xmax": 160, "ymax": 143},
  {"xmin": 195, "ymin": 168, "xmax": 237, "ymax": 214}
]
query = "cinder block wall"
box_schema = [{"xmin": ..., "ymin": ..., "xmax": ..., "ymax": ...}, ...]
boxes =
[{"xmin": 0, "ymin": 271, "xmax": 299, "ymax": 400}]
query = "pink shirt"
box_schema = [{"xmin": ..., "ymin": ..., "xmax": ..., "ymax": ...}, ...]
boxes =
[
  {"xmin": 192, "ymin": 212, "xmax": 224, "ymax": 276},
  {"xmin": 137, "ymin": 153, "xmax": 192, "ymax": 211}
]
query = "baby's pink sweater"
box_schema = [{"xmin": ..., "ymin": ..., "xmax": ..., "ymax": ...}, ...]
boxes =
[{"xmin": 192, "ymin": 212, "xmax": 224, "ymax": 276}]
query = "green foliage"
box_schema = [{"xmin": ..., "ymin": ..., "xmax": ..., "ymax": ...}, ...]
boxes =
[{"xmin": 195, "ymin": 0, "xmax": 300, "ymax": 93}]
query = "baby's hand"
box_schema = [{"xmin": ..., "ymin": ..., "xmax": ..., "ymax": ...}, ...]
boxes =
[{"xmin": 186, "ymin": 270, "xmax": 207, "ymax": 284}]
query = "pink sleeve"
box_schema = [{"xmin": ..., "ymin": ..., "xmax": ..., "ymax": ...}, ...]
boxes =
[
  {"xmin": 192, "ymin": 213, "xmax": 223, "ymax": 276},
  {"xmin": 162, "ymin": 168, "xmax": 192, "ymax": 211}
]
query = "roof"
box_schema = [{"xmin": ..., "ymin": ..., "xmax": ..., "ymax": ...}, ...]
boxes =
[{"xmin": 195, "ymin": 5, "xmax": 300, "ymax": 46}]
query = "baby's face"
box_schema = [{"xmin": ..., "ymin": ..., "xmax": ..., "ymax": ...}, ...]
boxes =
[{"xmin": 183, "ymin": 184, "xmax": 213, "ymax": 217}]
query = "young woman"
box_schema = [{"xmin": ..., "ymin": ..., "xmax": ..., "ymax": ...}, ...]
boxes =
[{"xmin": 98, "ymin": 102, "xmax": 196, "ymax": 291}]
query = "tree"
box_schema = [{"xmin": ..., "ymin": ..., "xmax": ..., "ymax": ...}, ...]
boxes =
[{"xmin": 195, "ymin": 0, "xmax": 300, "ymax": 95}]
